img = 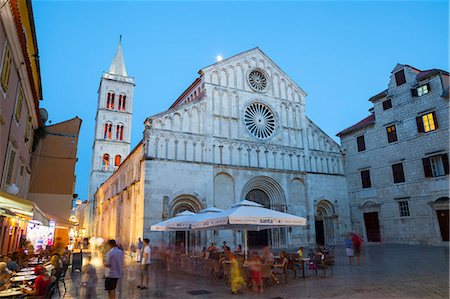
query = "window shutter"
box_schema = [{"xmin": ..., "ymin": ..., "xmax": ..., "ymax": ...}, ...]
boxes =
[
  {"xmin": 432, "ymin": 112, "xmax": 438, "ymax": 129},
  {"xmin": 426, "ymin": 83, "xmax": 431, "ymax": 92},
  {"xmin": 410, "ymin": 88, "xmax": 418, "ymax": 97},
  {"xmin": 416, "ymin": 116, "xmax": 424, "ymax": 133},
  {"xmin": 5, "ymin": 150, "xmax": 16, "ymax": 185},
  {"xmin": 442, "ymin": 153, "xmax": 449, "ymax": 175},
  {"xmin": 422, "ymin": 157, "xmax": 432, "ymax": 177}
]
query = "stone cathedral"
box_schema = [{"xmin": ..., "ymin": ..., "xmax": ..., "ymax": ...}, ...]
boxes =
[{"xmin": 91, "ymin": 46, "xmax": 351, "ymax": 250}]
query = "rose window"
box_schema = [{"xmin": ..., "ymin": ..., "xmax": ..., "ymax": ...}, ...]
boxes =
[
  {"xmin": 248, "ymin": 69, "xmax": 268, "ymax": 92},
  {"xmin": 244, "ymin": 102, "xmax": 275, "ymax": 139}
]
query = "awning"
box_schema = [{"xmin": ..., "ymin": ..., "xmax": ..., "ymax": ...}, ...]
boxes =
[
  {"xmin": 0, "ymin": 191, "xmax": 49, "ymax": 225},
  {"xmin": 45, "ymin": 213, "xmax": 77, "ymax": 228}
]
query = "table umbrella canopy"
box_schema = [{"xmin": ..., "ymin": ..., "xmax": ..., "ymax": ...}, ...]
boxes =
[
  {"xmin": 191, "ymin": 200, "xmax": 307, "ymax": 230},
  {"xmin": 165, "ymin": 206, "xmax": 224, "ymax": 230},
  {"xmin": 150, "ymin": 210, "xmax": 196, "ymax": 231}
]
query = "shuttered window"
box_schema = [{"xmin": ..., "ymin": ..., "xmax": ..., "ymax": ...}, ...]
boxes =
[
  {"xmin": 15, "ymin": 87, "xmax": 24, "ymax": 121},
  {"xmin": 5, "ymin": 149, "xmax": 16, "ymax": 185},
  {"xmin": 0, "ymin": 45, "xmax": 12, "ymax": 92},
  {"xmin": 382, "ymin": 99, "xmax": 392, "ymax": 110},
  {"xmin": 423, "ymin": 153, "xmax": 449, "ymax": 178},
  {"xmin": 361, "ymin": 170, "xmax": 372, "ymax": 188},
  {"xmin": 392, "ymin": 163, "xmax": 405, "ymax": 183},
  {"xmin": 357, "ymin": 135, "xmax": 366, "ymax": 152},
  {"xmin": 416, "ymin": 111, "xmax": 438, "ymax": 133},
  {"xmin": 386, "ymin": 125, "xmax": 398, "ymax": 143},
  {"xmin": 395, "ymin": 70, "xmax": 406, "ymax": 86}
]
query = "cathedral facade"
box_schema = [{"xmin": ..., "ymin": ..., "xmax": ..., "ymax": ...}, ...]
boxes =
[{"xmin": 92, "ymin": 47, "xmax": 351, "ymax": 249}]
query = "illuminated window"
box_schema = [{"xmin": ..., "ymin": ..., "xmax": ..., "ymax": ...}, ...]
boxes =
[
  {"xmin": 386, "ymin": 125, "xmax": 398, "ymax": 143},
  {"xmin": 106, "ymin": 92, "xmax": 115, "ymax": 109},
  {"xmin": 116, "ymin": 124, "xmax": 124, "ymax": 141},
  {"xmin": 114, "ymin": 155, "xmax": 121, "ymax": 169},
  {"xmin": 423, "ymin": 154, "xmax": 449, "ymax": 178},
  {"xmin": 394, "ymin": 70, "xmax": 406, "ymax": 86},
  {"xmin": 102, "ymin": 154, "xmax": 110, "ymax": 171},
  {"xmin": 398, "ymin": 201, "xmax": 410, "ymax": 217},
  {"xmin": 1, "ymin": 45, "xmax": 12, "ymax": 92},
  {"xmin": 15, "ymin": 87, "xmax": 24, "ymax": 121},
  {"xmin": 104, "ymin": 122, "xmax": 112, "ymax": 140},
  {"xmin": 416, "ymin": 112, "xmax": 437, "ymax": 133},
  {"xmin": 417, "ymin": 84, "xmax": 429, "ymax": 96}
]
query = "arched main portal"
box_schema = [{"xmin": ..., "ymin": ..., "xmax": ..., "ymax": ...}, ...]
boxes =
[
  {"xmin": 315, "ymin": 200, "xmax": 336, "ymax": 245},
  {"xmin": 245, "ymin": 189, "xmax": 271, "ymax": 248}
]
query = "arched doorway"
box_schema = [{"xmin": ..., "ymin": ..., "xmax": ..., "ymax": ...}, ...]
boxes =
[
  {"xmin": 315, "ymin": 200, "xmax": 336, "ymax": 245},
  {"xmin": 246, "ymin": 189, "xmax": 270, "ymax": 248},
  {"xmin": 170, "ymin": 195, "xmax": 202, "ymax": 251}
]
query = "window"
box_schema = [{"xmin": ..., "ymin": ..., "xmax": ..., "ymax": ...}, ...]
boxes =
[
  {"xmin": 106, "ymin": 92, "xmax": 115, "ymax": 109},
  {"xmin": 386, "ymin": 125, "xmax": 398, "ymax": 143},
  {"xmin": 114, "ymin": 155, "xmax": 122, "ymax": 169},
  {"xmin": 360, "ymin": 169, "xmax": 372, "ymax": 188},
  {"xmin": 356, "ymin": 135, "xmax": 366, "ymax": 152},
  {"xmin": 4, "ymin": 148, "xmax": 16, "ymax": 186},
  {"xmin": 416, "ymin": 112, "xmax": 438, "ymax": 133},
  {"xmin": 392, "ymin": 163, "xmax": 405, "ymax": 183},
  {"xmin": 398, "ymin": 201, "xmax": 410, "ymax": 217},
  {"xmin": 116, "ymin": 124, "xmax": 124, "ymax": 141},
  {"xmin": 423, "ymin": 154, "xmax": 449, "ymax": 178},
  {"xmin": 102, "ymin": 154, "xmax": 110, "ymax": 171},
  {"xmin": 382, "ymin": 99, "xmax": 392, "ymax": 110},
  {"xmin": 15, "ymin": 87, "xmax": 24, "ymax": 121},
  {"xmin": 394, "ymin": 69, "xmax": 406, "ymax": 86},
  {"xmin": 1, "ymin": 45, "xmax": 12, "ymax": 92},
  {"xmin": 412, "ymin": 83, "xmax": 431, "ymax": 97},
  {"xmin": 25, "ymin": 115, "xmax": 32, "ymax": 142},
  {"xmin": 118, "ymin": 95, "xmax": 126, "ymax": 111},
  {"xmin": 103, "ymin": 123, "xmax": 112, "ymax": 140}
]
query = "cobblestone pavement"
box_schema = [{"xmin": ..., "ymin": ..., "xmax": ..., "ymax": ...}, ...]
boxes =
[{"xmin": 61, "ymin": 244, "xmax": 448, "ymax": 299}]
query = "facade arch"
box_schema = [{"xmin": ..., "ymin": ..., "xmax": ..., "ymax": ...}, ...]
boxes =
[
  {"xmin": 170, "ymin": 194, "xmax": 203, "ymax": 216},
  {"xmin": 315, "ymin": 199, "xmax": 338, "ymax": 245}
]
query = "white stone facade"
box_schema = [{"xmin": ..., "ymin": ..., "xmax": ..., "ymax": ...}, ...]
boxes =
[
  {"xmin": 338, "ymin": 64, "xmax": 449, "ymax": 245},
  {"xmin": 94, "ymin": 48, "xmax": 351, "ymax": 250}
]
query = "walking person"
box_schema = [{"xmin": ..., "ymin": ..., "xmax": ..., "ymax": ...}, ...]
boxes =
[
  {"xmin": 80, "ymin": 255, "xmax": 98, "ymax": 299},
  {"xmin": 137, "ymin": 238, "xmax": 143, "ymax": 262},
  {"xmin": 104, "ymin": 239, "xmax": 124, "ymax": 299},
  {"xmin": 352, "ymin": 232, "xmax": 363, "ymax": 265},
  {"xmin": 137, "ymin": 238, "xmax": 151, "ymax": 289},
  {"xmin": 344, "ymin": 233, "xmax": 354, "ymax": 265}
]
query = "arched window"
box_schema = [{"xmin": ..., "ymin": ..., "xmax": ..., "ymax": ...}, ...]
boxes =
[
  {"xmin": 102, "ymin": 154, "xmax": 110, "ymax": 171},
  {"xmin": 116, "ymin": 124, "xmax": 124, "ymax": 141},
  {"xmin": 114, "ymin": 155, "xmax": 122, "ymax": 169},
  {"xmin": 104, "ymin": 122, "xmax": 112, "ymax": 140},
  {"xmin": 118, "ymin": 94, "xmax": 126, "ymax": 111},
  {"xmin": 106, "ymin": 92, "xmax": 115, "ymax": 110}
]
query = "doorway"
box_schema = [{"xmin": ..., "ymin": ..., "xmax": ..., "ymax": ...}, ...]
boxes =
[
  {"xmin": 246, "ymin": 189, "xmax": 270, "ymax": 248},
  {"xmin": 364, "ymin": 212, "xmax": 381, "ymax": 242},
  {"xmin": 315, "ymin": 220, "xmax": 324, "ymax": 245},
  {"xmin": 175, "ymin": 231, "xmax": 189, "ymax": 252},
  {"xmin": 436, "ymin": 209, "xmax": 449, "ymax": 241}
]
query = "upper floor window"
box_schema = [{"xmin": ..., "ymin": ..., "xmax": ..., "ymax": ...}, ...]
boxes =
[
  {"xmin": 118, "ymin": 95, "xmax": 126, "ymax": 111},
  {"xmin": 106, "ymin": 92, "xmax": 115, "ymax": 110},
  {"xmin": 14, "ymin": 87, "xmax": 24, "ymax": 121},
  {"xmin": 356, "ymin": 135, "xmax": 366, "ymax": 152},
  {"xmin": 394, "ymin": 69, "xmax": 406, "ymax": 86},
  {"xmin": 4, "ymin": 147, "xmax": 16, "ymax": 187},
  {"xmin": 398, "ymin": 200, "xmax": 410, "ymax": 217},
  {"xmin": 392, "ymin": 162, "xmax": 405, "ymax": 183},
  {"xmin": 116, "ymin": 124, "xmax": 124, "ymax": 141},
  {"xmin": 412, "ymin": 83, "xmax": 431, "ymax": 97},
  {"xmin": 104, "ymin": 122, "xmax": 112, "ymax": 140},
  {"xmin": 1, "ymin": 45, "xmax": 12, "ymax": 92},
  {"xmin": 360, "ymin": 169, "xmax": 372, "ymax": 189},
  {"xmin": 423, "ymin": 153, "xmax": 449, "ymax": 178},
  {"xmin": 386, "ymin": 125, "xmax": 398, "ymax": 143},
  {"xmin": 382, "ymin": 99, "xmax": 392, "ymax": 110},
  {"xmin": 114, "ymin": 155, "xmax": 122, "ymax": 169},
  {"xmin": 416, "ymin": 112, "xmax": 437, "ymax": 133},
  {"xmin": 102, "ymin": 153, "xmax": 110, "ymax": 171}
]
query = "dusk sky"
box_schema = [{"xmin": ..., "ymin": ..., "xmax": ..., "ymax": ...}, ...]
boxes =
[{"xmin": 33, "ymin": 1, "xmax": 448, "ymax": 201}]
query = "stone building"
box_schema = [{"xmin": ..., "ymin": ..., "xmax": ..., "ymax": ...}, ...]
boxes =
[
  {"xmin": 93, "ymin": 47, "xmax": 351, "ymax": 250},
  {"xmin": 337, "ymin": 64, "xmax": 449, "ymax": 245}
]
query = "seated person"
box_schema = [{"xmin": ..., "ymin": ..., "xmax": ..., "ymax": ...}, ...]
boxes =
[
  {"xmin": 272, "ymin": 251, "xmax": 289, "ymax": 284},
  {"xmin": 5, "ymin": 255, "xmax": 20, "ymax": 272},
  {"xmin": 24, "ymin": 265, "xmax": 52, "ymax": 297},
  {"xmin": 44, "ymin": 254, "xmax": 62, "ymax": 277},
  {"xmin": 261, "ymin": 246, "xmax": 274, "ymax": 264},
  {"xmin": 0, "ymin": 262, "xmax": 12, "ymax": 291},
  {"xmin": 234, "ymin": 244, "xmax": 242, "ymax": 254},
  {"xmin": 296, "ymin": 247, "xmax": 304, "ymax": 259},
  {"xmin": 207, "ymin": 243, "xmax": 217, "ymax": 253}
]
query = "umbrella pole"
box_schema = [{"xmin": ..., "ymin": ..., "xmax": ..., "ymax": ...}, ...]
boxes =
[
  {"xmin": 244, "ymin": 229, "xmax": 248, "ymax": 260},
  {"xmin": 185, "ymin": 231, "xmax": 188, "ymax": 254}
]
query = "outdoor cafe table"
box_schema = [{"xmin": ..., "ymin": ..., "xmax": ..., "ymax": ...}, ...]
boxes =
[
  {"xmin": 294, "ymin": 257, "xmax": 310, "ymax": 278},
  {"xmin": 19, "ymin": 267, "xmax": 34, "ymax": 272},
  {"xmin": 10, "ymin": 275, "xmax": 37, "ymax": 282},
  {"xmin": 0, "ymin": 288, "xmax": 22, "ymax": 298},
  {"xmin": 14, "ymin": 271, "xmax": 35, "ymax": 276}
]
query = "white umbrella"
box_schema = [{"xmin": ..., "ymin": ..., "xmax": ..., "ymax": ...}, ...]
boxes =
[
  {"xmin": 191, "ymin": 200, "xmax": 307, "ymax": 258},
  {"xmin": 150, "ymin": 210, "xmax": 196, "ymax": 253}
]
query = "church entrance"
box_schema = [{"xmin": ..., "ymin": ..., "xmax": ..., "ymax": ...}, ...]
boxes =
[
  {"xmin": 315, "ymin": 200, "xmax": 336, "ymax": 245},
  {"xmin": 245, "ymin": 189, "xmax": 270, "ymax": 249}
]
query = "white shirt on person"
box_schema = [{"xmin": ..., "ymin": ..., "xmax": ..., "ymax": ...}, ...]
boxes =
[{"xmin": 141, "ymin": 245, "xmax": 151, "ymax": 265}]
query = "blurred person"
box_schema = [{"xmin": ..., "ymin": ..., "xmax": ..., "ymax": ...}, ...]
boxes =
[
  {"xmin": 137, "ymin": 238, "xmax": 151, "ymax": 289},
  {"xmin": 104, "ymin": 239, "xmax": 124, "ymax": 299},
  {"xmin": 207, "ymin": 243, "xmax": 217, "ymax": 253},
  {"xmin": 345, "ymin": 234, "xmax": 354, "ymax": 265},
  {"xmin": 0, "ymin": 262, "xmax": 12, "ymax": 291},
  {"xmin": 23, "ymin": 265, "xmax": 51, "ymax": 296},
  {"xmin": 153, "ymin": 241, "xmax": 169, "ymax": 297},
  {"xmin": 80, "ymin": 255, "xmax": 98, "ymax": 299},
  {"xmin": 297, "ymin": 246, "xmax": 304, "ymax": 258},
  {"xmin": 5, "ymin": 255, "xmax": 20, "ymax": 272},
  {"xmin": 352, "ymin": 232, "xmax": 363, "ymax": 265},
  {"xmin": 234, "ymin": 244, "xmax": 242, "ymax": 254},
  {"xmin": 246, "ymin": 252, "xmax": 263, "ymax": 293},
  {"xmin": 261, "ymin": 246, "xmax": 274, "ymax": 264},
  {"xmin": 272, "ymin": 251, "xmax": 289, "ymax": 284},
  {"xmin": 228, "ymin": 253, "xmax": 245, "ymax": 294},
  {"xmin": 137, "ymin": 238, "xmax": 143, "ymax": 262}
]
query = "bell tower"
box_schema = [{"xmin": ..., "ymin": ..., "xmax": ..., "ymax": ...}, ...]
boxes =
[{"xmin": 88, "ymin": 39, "xmax": 135, "ymax": 204}]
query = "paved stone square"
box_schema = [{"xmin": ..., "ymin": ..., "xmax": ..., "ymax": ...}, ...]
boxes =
[{"xmin": 62, "ymin": 244, "xmax": 448, "ymax": 299}]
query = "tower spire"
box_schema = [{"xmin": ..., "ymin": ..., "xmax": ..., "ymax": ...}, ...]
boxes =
[{"xmin": 108, "ymin": 37, "xmax": 127, "ymax": 77}]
